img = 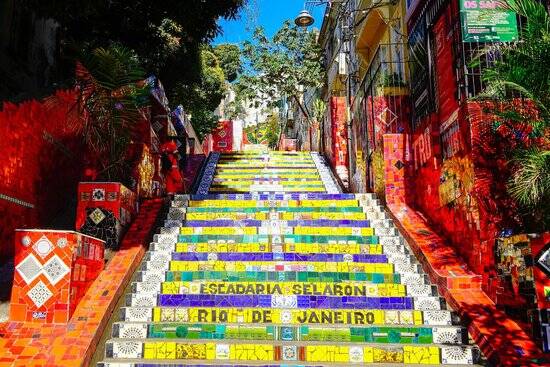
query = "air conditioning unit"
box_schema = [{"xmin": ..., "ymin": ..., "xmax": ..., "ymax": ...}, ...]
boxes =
[{"xmin": 337, "ymin": 52, "xmax": 347, "ymax": 75}]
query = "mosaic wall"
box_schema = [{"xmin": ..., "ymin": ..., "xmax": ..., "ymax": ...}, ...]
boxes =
[
  {"xmin": 0, "ymin": 90, "xmax": 85, "ymax": 258},
  {"xmin": 10, "ymin": 230, "xmax": 105, "ymax": 323},
  {"xmin": 76, "ymin": 182, "xmax": 137, "ymax": 250}
]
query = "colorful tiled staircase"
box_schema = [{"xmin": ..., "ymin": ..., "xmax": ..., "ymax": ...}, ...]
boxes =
[{"xmin": 98, "ymin": 151, "xmax": 480, "ymax": 366}]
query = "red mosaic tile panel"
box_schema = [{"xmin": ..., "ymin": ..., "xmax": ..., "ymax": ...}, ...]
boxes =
[
  {"xmin": 9, "ymin": 230, "xmax": 104, "ymax": 324},
  {"xmin": 0, "ymin": 198, "xmax": 165, "ymax": 366},
  {"xmin": 76, "ymin": 182, "xmax": 137, "ymax": 230},
  {"xmin": 383, "ymin": 133, "xmax": 546, "ymax": 366}
]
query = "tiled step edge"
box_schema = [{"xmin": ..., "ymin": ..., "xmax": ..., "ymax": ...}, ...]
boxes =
[
  {"xmin": 385, "ymin": 200, "xmax": 547, "ymax": 366},
  {"xmin": 310, "ymin": 152, "xmax": 341, "ymax": 194},
  {"xmin": 102, "ymin": 339, "xmax": 480, "ymax": 365},
  {"xmin": 60, "ymin": 198, "xmax": 167, "ymax": 366}
]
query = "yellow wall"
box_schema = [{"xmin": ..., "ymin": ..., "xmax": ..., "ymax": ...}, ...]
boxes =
[{"xmin": 354, "ymin": 0, "xmax": 407, "ymax": 83}]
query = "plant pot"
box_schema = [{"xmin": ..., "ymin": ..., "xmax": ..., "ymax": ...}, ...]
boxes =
[{"xmin": 376, "ymin": 86, "xmax": 409, "ymax": 96}]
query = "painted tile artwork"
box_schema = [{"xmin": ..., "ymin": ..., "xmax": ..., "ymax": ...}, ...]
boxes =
[
  {"xmin": 95, "ymin": 152, "xmax": 480, "ymax": 366},
  {"xmin": 76, "ymin": 182, "xmax": 137, "ymax": 250},
  {"xmin": 9, "ymin": 230, "xmax": 105, "ymax": 323}
]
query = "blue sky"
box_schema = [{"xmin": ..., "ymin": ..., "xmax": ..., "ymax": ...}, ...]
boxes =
[{"xmin": 213, "ymin": 0, "xmax": 326, "ymax": 45}]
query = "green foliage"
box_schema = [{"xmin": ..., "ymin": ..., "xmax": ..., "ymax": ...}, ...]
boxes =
[
  {"xmin": 244, "ymin": 113, "xmax": 281, "ymax": 148},
  {"xmin": 173, "ymin": 48, "xmax": 227, "ymax": 140},
  {"xmin": 213, "ymin": 44, "xmax": 242, "ymax": 82},
  {"xmin": 508, "ymin": 148, "xmax": 550, "ymax": 206},
  {"xmin": 238, "ymin": 21, "xmax": 324, "ymax": 110},
  {"xmin": 381, "ymin": 72, "xmax": 407, "ymax": 87},
  {"xmin": 508, "ymin": 148, "xmax": 550, "ymax": 229},
  {"xmin": 312, "ymin": 98, "xmax": 326, "ymax": 123},
  {"xmin": 188, "ymin": 108, "xmax": 220, "ymax": 141},
  {"xmin": 478, "ymin": 0, "xmax": 550, "ymax": 229},
  {"xmin": 49, "ymin": 45, "xmax": 150, "ymax": 182},
  {"xmin": 19, "ymin": 0, "xmax": 245, "ymax": 105}
]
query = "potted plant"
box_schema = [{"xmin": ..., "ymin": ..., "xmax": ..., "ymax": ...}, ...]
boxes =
[{"xmin": 377, "ymin": 71, "xmax": 408, "ymax": 96}]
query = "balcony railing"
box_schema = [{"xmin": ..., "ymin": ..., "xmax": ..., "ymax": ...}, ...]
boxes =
[{"xmin": 353, "ymin": 43, "xmax": 410, "ymax": 150}]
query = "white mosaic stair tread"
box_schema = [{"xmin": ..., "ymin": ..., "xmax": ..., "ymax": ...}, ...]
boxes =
[
  {"xmin": 164, "ymin": 220, "xmax": 182, "ymax": 228},
  {"xmin": 167, "ymin": 212, "xmax": 186, "ymax": 221},
  {"xmin": 378, "ymin": 236, "xmax": 404, "ymax": 247},
  {"xmin": 149, "ymin": 242, "xmax": 176, "ymax": 253},
  {"xmin": 368, "ymin": 219, "xmax": 393, "ymax": 228},
  {"xmin": 355, "ymin": 193, "xmax": 378, "ymax": 200},
  {"xmin": 111, "ymin": 321, "xmax": 467, "ymax": 345},
  {"xmin": 120, "ymin": 307, "xmax": 456, "ymax": 325},
  {"xmin": 310, "ymin": 152, "xmax": 342, "ymax": 194},
  {"xmin": 103, "ymin": 339, "xmax": 478, "ymax": 362},
  {"xmin": 170, "ymin": 200, "xmax": 188, "ymax": 208}
]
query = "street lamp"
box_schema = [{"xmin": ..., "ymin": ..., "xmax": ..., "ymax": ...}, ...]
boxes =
[{"xmin": 294, "ymin": 9, "xmax": 314, "ymax": 27}]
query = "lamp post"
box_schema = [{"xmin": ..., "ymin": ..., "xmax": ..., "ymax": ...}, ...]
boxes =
[{"xmin": 294, "ymin": 9, "xmax": 315, "ymax": 27}]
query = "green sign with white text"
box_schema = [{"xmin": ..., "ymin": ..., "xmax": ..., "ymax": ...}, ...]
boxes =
[{"xmin": 460, "ymin": 0, "xmax": 518, "ymax": 42}]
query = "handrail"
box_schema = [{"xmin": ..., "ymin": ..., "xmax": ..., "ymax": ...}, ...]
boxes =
[{"xmin": 189, "ymin": 152, "xmax": 212, "ymax": 195}]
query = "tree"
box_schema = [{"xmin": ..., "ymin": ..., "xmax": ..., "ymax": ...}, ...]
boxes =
[
  {"xmin": 478, "ymin": 0, "xmax": 550, "ymax": 230},
  {"xmin": 175, "ymin": 47, "xmax": 227, "ymax": 140},
  {"xmin": 238, "ymin": 21, "xmax": 324, "ymax": 119},
  {"xmin": 213, "ymin": 44, "xmax": 242, "ymax": 83},
  {"xmin": 244, "ymin": 112, "xmax": 281, "ymax": 148},
  {"xmin": 47, "ymin": 45, "xmax": 150, "ymax": 183},
  {"xmin": 16, "ymin": 0, "xmax": 245, "ymax": 104}
]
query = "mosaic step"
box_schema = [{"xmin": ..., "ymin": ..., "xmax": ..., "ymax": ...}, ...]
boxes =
[
  {"xmin": 132, "ymin": 281, "xmax": 436, "ymax": 298},
  {"xmin": 120, "ymin": 307, "xmax": 456, "ymax": 326},
  {"xmin": 141, "ymin": 260, "xmax": 421, "ymax": 274},
  {"xmin": 136, "ymin": 270, "xmax": 428, "ymax": 285},
  {"xmin": 126, "ymin": 293, "xmax": 445, "ymax": 310},
  {"xmin": 102, "ymin": 340, "xmax": 478, "ymax": 364},
  {"xmin": 154, "ymin": 233, "xmax": 401, "ymax": 246},
  {"xmin": 150, "ymin": 242, "xmax": 408, "ymax": 255},
  {"xmin": 183, "ymin": 193, "xmax": 366, "ymax": 200},
  {"xmin": 99, "ymin": 152, "xmax": 479, "ymax": 366},
  {"xmin": 131, "ymin": 280, "xmax": 436, "ymax": 297},
  {"xmin": 111, "ymin": 322, "xmax": 467, "ymax": 345}
]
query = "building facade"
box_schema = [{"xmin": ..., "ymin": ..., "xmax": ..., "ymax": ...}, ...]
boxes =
[{"xmin": 318, "ymin": 0, "xmax": 550, "ymax": 351}]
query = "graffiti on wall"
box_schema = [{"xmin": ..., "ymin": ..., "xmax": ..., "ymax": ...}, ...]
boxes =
[
  {"xmin": 439, "ymin": 156, "xmax": 480, "ymax": 228},
  {"xmin": 495, "ymin": 234, "xmax": 535, "ymax": 299},
  {"xmin": 412, "ymin": 126, "xmax": 432, "ymax": 170}
]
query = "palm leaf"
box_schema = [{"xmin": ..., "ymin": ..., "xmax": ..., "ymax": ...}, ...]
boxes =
[{"xmin": 508, "ymin": 148, "xmax": 550, "ymax": 206}]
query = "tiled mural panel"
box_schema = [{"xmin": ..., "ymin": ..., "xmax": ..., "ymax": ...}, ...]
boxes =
[
  {"xmin": 76, "ymin": 182, "xmax": 137, "ymax": 250},
  {"xmin": 9, "ymin": 229, "xmax": 105, "ymax": 323}
]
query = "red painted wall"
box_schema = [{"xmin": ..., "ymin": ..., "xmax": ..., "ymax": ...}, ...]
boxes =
[
  {"xmin": 330, "ymin": 97, "xmax": 348, "ymax": 169},
  {"xmin": 0, "ymin": 90, "xmax": 86, "ymax": 260}
]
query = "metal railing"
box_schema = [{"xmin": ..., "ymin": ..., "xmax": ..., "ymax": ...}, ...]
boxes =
[{"xmin": 354, "ymin": 43, "xmax": 410, "ymax": 151}]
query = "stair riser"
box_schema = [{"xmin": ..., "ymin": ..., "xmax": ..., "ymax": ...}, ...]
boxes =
[
  {"xmin": 131, "ymin": 281, "xmax": 436, "ymax": 298},
  {"xmin": 126, "ymin": 294, "xmax": 445, "ymax": 311},
  {"xmin": 103, "ymin": 340, "xmax": 476, "ymax": 364},
  {"xmin": 120, "ymin": 307, "xmax": 455, "ymax": 326},
  {"xmin": 136, "ymin": 270, "xmax": 429, "ymax": 286},
  {"xmin": 111, "ymin": 322, "xmax": 466, "ymax": 345}
]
